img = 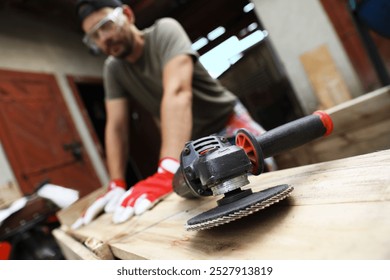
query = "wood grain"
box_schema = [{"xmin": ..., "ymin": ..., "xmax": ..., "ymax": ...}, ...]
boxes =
[
  {"xmin": 0, "ymin": 181, "xmax": 22, "ymax": 209},
  {"xmin": 300, "ymin": 44, "xmax": 352, "ymax": 109},
  {"xmin": 54, "ymin": 150, "xmax": 390, "ymax": 259},
  {"xmin": 52, "ymin": 228, "xmax": 100, "ymax": 260},
  {"xmin": 108, "ymin": 150, "xmax": 390, "ymax": 260},
  {"xmin": 275, "ymin": 86, "xmax": 390, "ymax": 168}
]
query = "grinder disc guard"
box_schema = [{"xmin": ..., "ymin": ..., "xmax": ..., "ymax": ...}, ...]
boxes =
[{"xmin": 186, "ymin": 184, "xmax": 293, "ymax": 231}]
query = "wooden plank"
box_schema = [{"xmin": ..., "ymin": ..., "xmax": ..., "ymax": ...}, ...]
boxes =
[
  {"xmin": 300, "ymin": 44, "xmax": 352, "ymax": 109},
  {"xmin": 109, "ymin": 150, "xmax": 390, "ymax": 259},
  {"xmin": 58, "ymin": 186, "xmax": 212, "ymax": 255},
  {"xmin": 275, "ymin": 86, "xmax": 390, "ymax": 168},
  {"xmin": 83, "ymin": 236, "xmax": 114, "ymax": 260},
  {"xmin": 326, "ymin": 85, "xmax": 390, "ymax": 133},
  {"xmin": 112, "ymin": 202, "xmax": 390, "ymax": 260},
  {"xmin": 52, "ymin": 228, "xmax": 100, "ymax": 260},
  {"xmin": 56, "ymin": 187, "xmax": 105, "ymax": 227},
  {"xmin": 55, "ymin": 141, "xmax": 390, "ymax": 259},
  {"xmin": 277, "ymin": 118, "xmax": 390, "ymax": 167},
  {"xmin": 0, "ymin": 181, "xmax": 22, "ymax": 209}
]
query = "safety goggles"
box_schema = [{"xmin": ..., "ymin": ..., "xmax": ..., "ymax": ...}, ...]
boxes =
[{"xmin": 82, "ymin": 7, "xmax": 124, "ymax": 53}]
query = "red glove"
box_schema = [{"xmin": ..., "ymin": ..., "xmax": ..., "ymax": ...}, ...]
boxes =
[
  {"xmin": 112, "ymin": 157, "xmax": 179, "ymax": 224},
  {"xmin": 71, "ymin": 179, "xmax": 126, "ymax": 229}
]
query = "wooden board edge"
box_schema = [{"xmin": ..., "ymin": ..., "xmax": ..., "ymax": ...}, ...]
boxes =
[{"xmin": 52, "ymin": 228, "xmax": 100, "ymax": 260}]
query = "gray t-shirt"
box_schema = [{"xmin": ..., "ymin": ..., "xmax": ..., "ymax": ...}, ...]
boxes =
[{"xmin": 103, "ymin": 18, "xmax": 237, "ymax": 139}]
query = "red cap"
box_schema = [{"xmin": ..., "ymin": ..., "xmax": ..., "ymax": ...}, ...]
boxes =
[{"xmin": 314, "ymin": 111, "xmax": 334, "ymax": 136}]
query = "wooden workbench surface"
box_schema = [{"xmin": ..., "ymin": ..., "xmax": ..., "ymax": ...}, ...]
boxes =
[{"xmin": 54, "ymin": 149, "xmax": 390, "ymax": 260}]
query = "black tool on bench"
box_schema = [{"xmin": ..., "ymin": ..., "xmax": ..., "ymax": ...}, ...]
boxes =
[
  {"xmin": 173, "ymin": 111, "xmax": 333, "ymax": 231},
  {"xmin": 0, "ymin": 181, "xmax": 64, "ymax": 259}
]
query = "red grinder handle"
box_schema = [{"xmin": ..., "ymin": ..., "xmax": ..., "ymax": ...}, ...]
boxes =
[{"xmin": 236, "ymin": 111, "xmax": 333, "ymax": 174}]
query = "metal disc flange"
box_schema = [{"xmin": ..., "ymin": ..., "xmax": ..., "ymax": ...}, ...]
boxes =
[{"xmin": 185, "ymin": 184, "xmax": 293, "ymax": 231}]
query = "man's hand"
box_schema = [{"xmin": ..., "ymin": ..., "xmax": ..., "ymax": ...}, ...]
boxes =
[
  {"xmin": 71, "ymin": 179, "xmax": 126, "ymax": 229},
  {"xmin": 112, "ymin": 157, "xmax": 179, "ymax": 224}
]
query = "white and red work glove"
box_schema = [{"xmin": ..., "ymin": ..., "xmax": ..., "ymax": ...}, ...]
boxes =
[
  {"xmin": 71, "ymin": 179, "xmax": 126, "ymax": 229},
  {"xmin": 112, "ymin": 157, "xmax": 179, "ymax": 224}
]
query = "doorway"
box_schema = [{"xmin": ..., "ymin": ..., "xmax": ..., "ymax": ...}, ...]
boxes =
[{"xmin": 67, "ymin": 76, "xmax": 161, "ymax": 186}]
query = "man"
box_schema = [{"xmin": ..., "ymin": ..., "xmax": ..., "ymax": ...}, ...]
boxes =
[{"xmin": 72, "ymin": 0, "xmax": 276, "ymax": 229}]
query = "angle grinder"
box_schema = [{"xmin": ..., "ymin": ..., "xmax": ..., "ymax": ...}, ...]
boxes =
[{"xmin": 173, "ymin": 111, "xmax": 333, "ymax": 231}]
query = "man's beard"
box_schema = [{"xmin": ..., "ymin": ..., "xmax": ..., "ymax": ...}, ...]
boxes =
[
  {"xmin": 114, "ymin": 40, "xmax": 133, "ymax": 59},
  {"xmin": 106, "ymin": 34, "xmax": 134, "ymax": 59}
]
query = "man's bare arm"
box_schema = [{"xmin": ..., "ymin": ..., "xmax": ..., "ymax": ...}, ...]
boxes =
[
  {"xmin": 105, "ymin": 97, "xmax": 130, "ymax": 180},
  {"xmin": 160, "ymin": 54, "xmax": 194, "ymax": 160}
]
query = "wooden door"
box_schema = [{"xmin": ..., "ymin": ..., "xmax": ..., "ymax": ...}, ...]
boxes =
[{"xmin": 0, "ymin": 69, "xmax": 101, "ymax": 198}]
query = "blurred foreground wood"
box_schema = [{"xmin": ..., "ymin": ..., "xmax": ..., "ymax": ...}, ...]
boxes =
[
  {"xmin": 275, "ymin": 86, "xmax": 390, "ymax": 169},
  {"xmin": 53, "ymin": 149, "xmax": 390, "ymax": 259}
]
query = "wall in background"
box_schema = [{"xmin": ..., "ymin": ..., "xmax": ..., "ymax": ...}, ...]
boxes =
[{"xmin": 252, "ymin": 0, "xmax": 364, "ymax": 113}]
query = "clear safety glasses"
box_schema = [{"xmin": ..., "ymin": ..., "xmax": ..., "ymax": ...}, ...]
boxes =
[{"xmin": 82, "ymin": 7, "xmax": 124, "ymax": 53}]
